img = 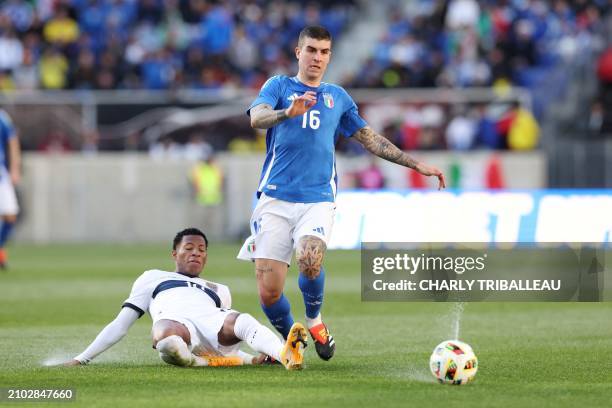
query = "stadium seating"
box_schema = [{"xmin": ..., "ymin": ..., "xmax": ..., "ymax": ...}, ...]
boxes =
[{"xmin": 0, "ymin": 0, "xmax": 357, "ymax": 91}]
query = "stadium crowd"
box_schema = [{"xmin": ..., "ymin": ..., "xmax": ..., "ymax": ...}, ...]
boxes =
[
  {"xmin": 1, "ymin": 0, "xmax": 609, "ymax": 154},
  {"xmin": 0, "ymin": 0, "xmax": 355, "ymax": 91},
  {"xmin": 347, "ymin": 0, "xmax": 609, "ymax": 90},
  {"xmin": 341, "ymin": 0, "xmax": 610, "ymax": 153}
]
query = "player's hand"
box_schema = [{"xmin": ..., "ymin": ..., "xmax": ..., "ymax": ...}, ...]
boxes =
[
  {"xmin": 251, "ymin": 353, "xmax": 268, "ymax": 365},
  {"xmin": 285, "ymin": 91, "xmax": 317, "ymax": 118},
  {"xmin": 415, "ymin": 163, "xmax": 446, "ymax": 190},
  {"xmin": 62, "ymin": 359, "xmax": 83, "ymax": 367},
  {"xmin": 251, "ymin": 353, "xmax": 281, "ymax": 365},
  {"xmin": 10, "ymin": 169, "xmax": 20, "ymax": 185}
]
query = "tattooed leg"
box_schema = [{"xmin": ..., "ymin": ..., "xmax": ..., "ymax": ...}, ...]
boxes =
[
  {"xmin": 296, "ymin": 235, "xmax": 326, "ymax": 279},
  {"xmin": 296, "ymin": 235, "xmax": 333, "ymax": 359}
]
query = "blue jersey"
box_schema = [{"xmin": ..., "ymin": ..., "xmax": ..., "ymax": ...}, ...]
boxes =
[
  {"xmin": 248, "ymin": 75, "xmax": 367, "ymax": 203},
  {"xmin": 0, "ymin": 110, "xmax": 16, "ymax": 170}
]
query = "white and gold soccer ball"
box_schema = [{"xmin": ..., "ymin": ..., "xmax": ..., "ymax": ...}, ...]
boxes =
[{"xmin": 429, "ymin": 340, "xmax": 478, "ymax": 385}]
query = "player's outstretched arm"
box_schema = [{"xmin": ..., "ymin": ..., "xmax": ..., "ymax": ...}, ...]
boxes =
[
  {"xmin": 353, "ymin": 126, "xmax": 446, "ymax": 190},
  {"xmin": 64, "ymin": 308, "xmax": 139, "ymax": 366},
  {"xmin": 250, "ymin": 91, "xmax": 317, "ymax": 129}
]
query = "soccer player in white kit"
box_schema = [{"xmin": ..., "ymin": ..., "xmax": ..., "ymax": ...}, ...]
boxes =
[
  {"xmin": 238, "ymin": 26, "xmax": 446, "ymax": 360},
  {"xmin": 66, "ymin": 228, "xmax": 307, "ymax": 370}
]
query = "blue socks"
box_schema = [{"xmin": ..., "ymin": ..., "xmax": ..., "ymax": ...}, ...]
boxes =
[
  {"xmin": 262, "ymin": 268, "xmax": 326, "ymax": 338},
  {"xmin": 261, "ymin": 294, "xmax": 294, "ymax": 339},
  {"xmin": 0, "ymin": 221, "xmax": 15, "ymax": 247},
  {"xmin": 298, "ymin": 267, "xmax": 325, "ymax": 319}
]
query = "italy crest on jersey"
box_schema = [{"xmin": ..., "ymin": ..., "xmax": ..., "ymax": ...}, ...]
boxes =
[{"xmin": 323, "ymin": 93, "xmax": 334, "ymax": 109}]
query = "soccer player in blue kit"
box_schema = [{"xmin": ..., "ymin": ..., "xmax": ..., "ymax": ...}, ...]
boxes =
[
  {"xmin": 0, "ymin": 109, "xmax": 21, "ymax": 270},
  {"xmin": 238, "ymin": 26, "xmax": 446, "ymax": 361}
]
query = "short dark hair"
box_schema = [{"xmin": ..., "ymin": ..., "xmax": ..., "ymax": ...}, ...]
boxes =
[
  {"xmin": 298, "ymin": 25, "xmax": 332, "ymax": 47},
  {"xmin": 173, "ymin": 228, "xmax": 208, "ymax": 250}
]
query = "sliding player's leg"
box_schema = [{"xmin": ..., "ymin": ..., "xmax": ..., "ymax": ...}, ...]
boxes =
[
  {"xmin": 152, "ymin": 319, "xmax": 193, "ymax": 367},
  {"xmin": 222, "ymin": 312, "xmax": 307, "ymax": 370}
]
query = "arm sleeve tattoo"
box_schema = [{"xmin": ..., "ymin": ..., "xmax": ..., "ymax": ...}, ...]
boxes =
[
  {"xmin": 353, "ymin": 126, "xmax": 418, "ymax": 169},
  {"xmin": 250, "ymin": 104, "xmax": 289, "ymax": 129}
]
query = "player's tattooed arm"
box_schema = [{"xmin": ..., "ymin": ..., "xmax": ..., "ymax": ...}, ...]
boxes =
[
  {"xmin": 250, "ymin": 103, "xmax": 289, "ymax": 129},
  {"xmin": 353, "ymin": 126, "xmax": 447, "ymax": 189},
  {"xmin": 353, "ymin": 126, "xmax": 418, "ymax": 169},
  {"xmin": 250, "ymin": 92, "xmax": 317, "ymax": 129},
  {"xmin": 296, "ymin": 235, "xmax": 326, "ymax": 279}
]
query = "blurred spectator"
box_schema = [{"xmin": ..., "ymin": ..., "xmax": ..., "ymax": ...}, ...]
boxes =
[
  {"xmin": 507, "ymin": 103, "xmax": 539, "ymax": 150},
  {"xmin": 587, "ymin": 102, "xmax": 603, "ymax": 136},
  {"xmin": 140, "ymin": 50, "xmax": 174, "ymax": 90},
  {"xmin": 124, "ymin": 131, "xmax": 143, "ymax": 151},
  {"xmin": 138, "ymin": 0, "xmax": 163, "ymax": 24},
  {"xmin": 39, "ymin": 47, "xmax": 68, "ymax": 89},
  {"xmin": 70, "ymin": 49, "xmax": 96, "ymax": 89},
  {"xmin": 190, "ymin": 154, "xmax": 223, "ymax": 206},
  {"xmin": 597, "ymin": 47, "xmax": 612, "ymax": 83},
  {"xmin": 228, "ymin": 135, "xmax": 254, "ymax": 152},
  {"xmin": 189, "ymin": 153, "xmax": 224, "ymax": 239},
  {"xmin": 184, "ymin": 133, "xmax": 213, "ymax": 162},
  {"xmin": 496, "ymin": 103, "xmax": 517, "ymax": 148},
  {"xmin": 12, "ymin": 48, "xmax": 39, "ymax": 89},
  {"xmin": 2, "ymin": 0, "xmax": 34, "ymax": 33},
  {"xmin": 0, "ymin": 27, "xmax": 23, "ymax": 71},
  {"xmin": 183, "ymin": 46, "xmax": 205, "ymax": 85},
  {"xmin": 149, "ymin": 136, "xmax": 184, "ymax": 160},
  {"xmin": 0, "ymin": 71, "xmax": 15, "ymax": 91},
  {"xmin": 445, "ymin": 0, "xmax": 480, "ymax": 30},
  {"xmin": 356, "ymin": 158, "xmax": 384, "ymax": 190},
  {"xmin": 445, "ymin": 106, "xmax": 477, "ymax": 150},
  {"xmin": 399, "ymin": 108, "xmax": 421, "ymax": 150},
  {"xmin": 81, "ymin": 128, "xmax": 100, "ymax": 156},
  {"xmin": 419, "ymin": 104, "xmax": 445, "ymax": 149},
  {"xmin": 38, "ymin": 129, "xmax": 73, "ymax": 153},
  {"xmin": 229, "ymin": 26, "xmax": 257, "ymax": 73},
  {"xmin": 43, "ymin": 6, "xmax": 79, "ymax": 46},
  {"xmin": 474, "ymin": 104, "xmax": 500, "ymax": 149},
  {"xmin": 596, "ymin": 47, "xmax": 612, "ymax": 134},
  {"xmin": 197, "ymin": 65, "xmax": 223, "ymax": 90},
  {"xmin": 199, "ymin": 3, "xmax": 233, "ymax": 55}
]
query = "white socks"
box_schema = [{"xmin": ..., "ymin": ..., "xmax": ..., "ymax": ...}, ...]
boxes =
[
  {"xmin": 305, "ymin": 313, "xmax": 322, "ymax": 329},
  {"xmin": 233, "ymin": 313, "xmax": 283, "ymax": 361},
  {"xmin": 156, "ymin": 335, "xmax": 193, "ymax": 367},
  {"xmin": 157, "ymin": 315, "xmax": 285, "ymax": 366}
]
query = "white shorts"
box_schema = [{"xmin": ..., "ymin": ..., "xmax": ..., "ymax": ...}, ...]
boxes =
[
  {"xmin": 237, "ymin": 193, "xmax": 335, "ymax": 265},
  {"xmin": 153, "ymin": 309, "xmax": 241, "ymax": 357},
  {"xmin": 0, "ymin": 167, "xmax": 18, "ymax": 215}
]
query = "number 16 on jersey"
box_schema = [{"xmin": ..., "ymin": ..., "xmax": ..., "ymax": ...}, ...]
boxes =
[{"xmin": 302, "ymin": 110, "xmax": 320, "ymax": 130}]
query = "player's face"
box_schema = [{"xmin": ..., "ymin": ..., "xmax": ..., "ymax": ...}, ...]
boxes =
[
  {"xmin": 296, "ymin": 37, "xmax": 331, "ymax": 83},
  {"xmin": 173, "ymin": 235, "xmax": 208, "ymax": 276}
]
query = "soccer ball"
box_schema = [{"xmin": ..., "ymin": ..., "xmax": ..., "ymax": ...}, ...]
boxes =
[{"xmin": 429, "ymin": 340, "xmax": 478, "ymax": 385}]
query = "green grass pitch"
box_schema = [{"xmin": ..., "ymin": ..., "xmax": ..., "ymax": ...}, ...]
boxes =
[{"xmin": 1, "ymin": 243, "xmax": 611, "ymax": 407}]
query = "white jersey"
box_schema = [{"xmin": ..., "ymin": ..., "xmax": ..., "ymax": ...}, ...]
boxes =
[
  {"xmin": 122, "ymin": 269, "xmax": 232, "ymax": 322},
  {"xmin": 74, "ymin": 269, "xmax": 238, "ymax": 363}
]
